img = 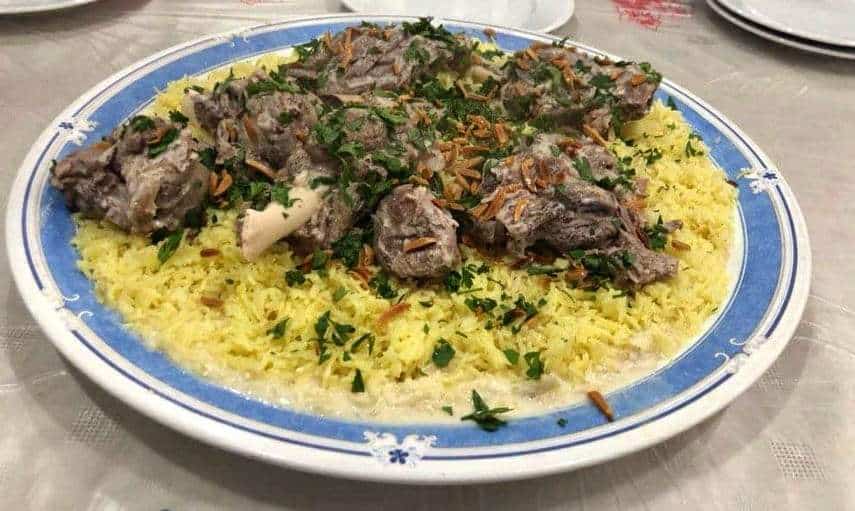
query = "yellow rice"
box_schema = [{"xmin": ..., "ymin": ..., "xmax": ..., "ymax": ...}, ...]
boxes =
[{"xmin": 71, "ymin": 52, "xmax": 737, "ymax": 415}]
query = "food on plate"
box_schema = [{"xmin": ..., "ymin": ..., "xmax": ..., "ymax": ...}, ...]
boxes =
[{"xmin": 58, "ymin": 19, "xmax": 737, "ymax": 424}]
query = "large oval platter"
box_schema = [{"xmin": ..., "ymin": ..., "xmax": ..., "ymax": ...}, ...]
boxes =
[{"xmin": 5, "ymin": 15, "xmax": 810, "ymax": 484}]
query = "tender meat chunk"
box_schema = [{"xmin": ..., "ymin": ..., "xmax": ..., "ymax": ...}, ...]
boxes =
[
  {"xmin": 51, "ymin": 140, "xmax": 128, "ymax": 228},
  {"xmin": 50, "ymin": 118, "xmax": 209, "ymax": 234},
  {"xmin": 241, "ymin": 88, "xmax": 323, "ymax": 169},
  {"xmin": 374, "ymin": 185, "xmax": 460, "ymax": 279},
  {"xmin": 500, "ymin": 44, "xmax": 660, "ymax": 135},
  {"xmin": 608, "ymin": 231, "xmax": 679, "ymax": 287},
  {"xmin": 186, "ymin": 77, "xmax": 251, "ymax": 132},
  {"xmin": 283, "ymin": 25, "xmax": 459, "ymax": 95},
  {"xmin": 288, "ymin": 187, "xmax": 361, "ymax": 255}
]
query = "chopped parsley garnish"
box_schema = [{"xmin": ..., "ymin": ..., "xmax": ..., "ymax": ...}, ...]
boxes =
[
  {"xmin": 442, "ymin": 405, "xmax": 454, "ymax": 416},
  {"xmin": 432, "ymin": 339, "xmax": 456, "ymax": 367},
  {"xmin": 666, "ymin": 96, "xmax": 679, "ymax": 111},
  {"xmin": 147, "ymin": 128, "xmax": 180, "ymax": 158},
  {"xmin": 419, "ymin": 300, "xmax": 434, "ymax": 308},
  {"xmin": 557, "ymin": 418, "xmax": 568, "ymax": 427},
  {"xmin": 503, "ymin": 349, "xmax": 519, "ymax": 365},
  {"xmin": 285, "ymin": 269, "xmax": 306, "ymax": 286},
  {"xmin": 685, "ymin": 139, "xmax": 704, "ymax": 157},
  {"xmin": 638, "ymin": 62, "xmax": 662, "ymax": 83},
  {"xmin": 404, "ymin": 40, "xmax": 431, "ymax": 64},
  {"xmin": 267, "ymin": 318, "xmax": 289, "ymax": 339},
  {"xmin": 369, "ymin": 271, "xmax": 398, "ymax": 299},
  {"xmin": 351, "ymin": 369, "xmax": 365, "ymax": 393},
  {"xmin": 331, "ymin": 228, "xmax": 369, "ymax": 268},
  {"xmin": 310, "ymin": 249, "xmax": 329, "ymax": 275},
  {"xmin": 645, "ymin": 216, "xmax": 669, "ymax": 251},
  {"xmin": 278, "ymin": 112, "xmax": 295, "ymax": 125},
  {"xmin": 461, "ymin": 390, "xmax": 512, "ymax": 432},
  {"xmin": 168, "ymin": 110, "xmax": 189, "ymax": 126},
  {"xmin": 293, "ymin": 38, "xmax": 321, "ymax": 62},
  {"xmin": 464, "ymin": 296, "xmax": 498, "ymax": 313},
  {"xmin": 349, "ymin": 333, "xmax": 373, "ymax": 353},
  {"xmin": 330, "ymin": 319, "xmax": 356, "ymax": 346},
  {"xmin": 157, "ymin": 230, "xmax": 183, "ymax": 263},
  {"xmin": 270, "ymin": 184, "xmax": 297, "ymax": 208},
  {"xmin": 526, "ymin": 265, "xmax": 561, "ymax": 277},
  {"xmin": 246, "ymin": 78, "xmax": 300, "ymax": 97},
  {"xmin": 444, "ymin": 263, "xmax": 489, "ymax": 293},
  {"xmin": 130, "ymin": 115, "xmax": 155, "ymax": 132},
  {"xmin": 198, "ymin": 147, "xmax": 217, "ymax": 170},
  {"xmin": 373, "ymin": 107, "xmax": 408, "ymax": 126},
  {"xmin": 524, "ymin": 351, "xmax": 544, "ymax": 379},
  {"xmin": 332, "ymin": 287, "xmax": 348, "ymax": 302}
]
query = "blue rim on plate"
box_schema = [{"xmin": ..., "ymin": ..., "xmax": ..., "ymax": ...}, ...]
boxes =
[{"xmin": 6, "ymin": 15, "xmax": 810, "ymax": 483}]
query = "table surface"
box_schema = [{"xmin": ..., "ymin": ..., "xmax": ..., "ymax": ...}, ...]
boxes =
[{"xmin": 1, "ymin": 1, "xmax": 853, "ymax": 509}]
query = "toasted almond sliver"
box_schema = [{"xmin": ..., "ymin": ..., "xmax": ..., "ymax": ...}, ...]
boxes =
[
  {"xmin": 437, "ymin": 141, "xmax": 455, "ymax": 151},
  {"xmin": 392, "ymin": 59, "xmax": 402, "ymax": 75},
  {"xmin": 587, "ymin": 390, "xmax": 614, "ymax": 422},
  {"xmin": 377, "ymin": 302, "xmax": 411, "ymax": 327},
  {"xmin": 461, "ymin": 156, "xmax": 484, "ymax": 170},
  {"xmin": 201, "ymin": 296, "xmax": 223, "ymax": 308},
  {"xmin": 403, "ymin": 237, "xmax": 438, "ymax": 253},
  {"xmin": 409, "ymin": 175, "xmax": 429, "ymax": 186},
  {"xmin": 460, "ymin": 145, "xmax": 489, "ymax": 157},
  {"xmin": 525, "ymin": 47, "xmax": 539, "ymax": 61},
  {"xmin": 213, "ymin": 172, "xmax": 233, "ymax": 197},
  {"xmin": 610, "ymin": 69, "xmax": 622, "ymax": 81},
  {"xmin": 458, "ymin": 167, "xmax": 482, "ymax": 180},
  {"xmin": 483, "ymin": 27, "xmax": 496, "ymax": 39},
  {"xmin": 446, "ymin": 201, "xmax": 466, "ymax": 211},
  {"xmin": 200, "ymin": 248, "xmax": 221, "ymax": 257},
  {"xmin": 361, "ymin": 244, "xmax": 375, "ymax": 267},
  {"xmin": 494, "ymin": 123, "xmax": 509, "ymax": 146},
  {"xmin": 671, "ymin": 240, "xmax": 692, "ymax": 251},
  {"xmin": 454, "ymin": 172, "xmax": 470, "ymax": 189},
  {"xmin": 209, "ymin": 172, "xmax": 219, "ymax": 193},
  {"xmin": 469, "ymin": 202, "xmax": 489, "ymax": 218},
  {"xmin": 245, "ymin": 158, "xmax": 277, "ymax": 180},
  {"xmin": 630, "ymin": 74, "xmax": 647, "ymax": 86},
  {"xmin": 242, "ymin": 116, "xmax": 259, "ymax": 145},
  {"xmin": 513, "ymin": 198, "xmax": 529, "ymax": 222},
  {"xmin": 582, "ymin": 124, "xmax": 609, "ymax": 147}
]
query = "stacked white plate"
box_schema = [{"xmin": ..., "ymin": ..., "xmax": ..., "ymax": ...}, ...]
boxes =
[{"xmin": 708, "ymin": 0, "xmax": 855, "ymax": 59}]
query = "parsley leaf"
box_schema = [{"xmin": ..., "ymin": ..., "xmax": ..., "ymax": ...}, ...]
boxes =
[
  {"xmin": 369, "ymin": 272, "xmax": 398, "ymax": 299},
  {"xmin": 157, "ymin": 230, "xmax": 183, "ymax": 263},
  {"xmin": 503, "ymin": 349, "xmax": 519, "ymax": 365},
  {"xmin": 147, "ymin": 128, "xmax": 180, "ymax": 158},
  {"xmin": 442, "ymin": 405, "xmax": 454, "ymax": 416},
  {"xmin": 351, "ymin": 369, "xmax": 365, "ymax": 393},
  {"xmin": 524, "ymin": 351, "xmax": 544, "ymax": 379},
  {"xmin": 168, "ymin": 110, "xmax": 189, "ymax": 126},
  {"xmin": 285, "ymin": 269, "xmax": 306, "ymax": 286},
  {"xmin": 267, "ymin": 318, "xmax": 289, "ymax": 339},
  {"xmin": 130, "ymin": 115, "xmax": 154, "ymax": 132},
  {"xmin": 432, "ymin": 339, "xmax": 456, "ymax": 367},
  {"xmin": 461, "ymin": 390, "xmax": 512, "ymax": 432}
]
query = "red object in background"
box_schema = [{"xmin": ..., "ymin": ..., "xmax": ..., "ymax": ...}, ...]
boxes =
[{"xmin": 612, "ymin": 0, "xmax": 691, "ymax": 29}]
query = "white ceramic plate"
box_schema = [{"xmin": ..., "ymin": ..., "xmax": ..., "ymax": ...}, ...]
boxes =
[
  {"xmin": 340, "ymin": 0, "xmax": 575, "ymax": 33},
  {"xmin": 717, "ymin": 0, "xmax": 855, "ymax": 48},
  {"xmin": 0, "ymin": 0, "xmax": 97, "ymax": 15},
  {"xmin": 708, "ymin": 0, "xmax": 855, "ymax": 60},
  {"xmin": 6, "ymin": 15, "xmax": 810, "ymax": 484}
]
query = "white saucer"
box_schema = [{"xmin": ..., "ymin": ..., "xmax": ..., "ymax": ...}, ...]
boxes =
[
  {"xmin": 717, "ymin": 0, "xmax": 855, "ymax": 48},
  {"xmin": 0, "ymin": 0, "xmax": 98, "ymax": 14},
  {"xmin": 708, "ymin": 0, "xmax": 855, "ymax": 60},
  {"xmin": 340, "ymin": 0, "xmax": 575, "ymax": 33}
]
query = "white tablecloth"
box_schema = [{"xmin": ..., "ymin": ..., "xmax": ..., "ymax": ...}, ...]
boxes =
[{"xmin": 1, "ymin": 1, "xmax": 853, "ymax": 508}]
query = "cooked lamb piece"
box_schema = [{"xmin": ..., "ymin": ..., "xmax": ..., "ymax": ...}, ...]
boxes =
[
  {"xmin": 51, "ymin": 117, "xmax": 209, "ymax": 234},
  {"xmin": 374, "ymin": 185, "xmax": 460, "ymax": 279},
  {"xmin": 500, "ymin": 44, "xmax": 660, "ymax": 135},
  {"xmin": 283, "ymin": 25, "xmax": 460, "ymax": 95},
  {"xmin": 185, "ymin": 76, "xmax": 251, "ymax": 132},
  {"xmin": 608, "ymin": 230, "xmax": 679, "ymax": 287},
  {"xmin": 240, "ymin": 88, "xmax": 323, "ymax": 169}
]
